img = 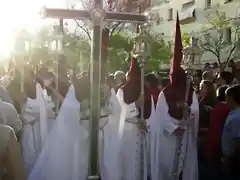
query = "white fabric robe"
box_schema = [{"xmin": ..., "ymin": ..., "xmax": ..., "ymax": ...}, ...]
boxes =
[
  {"xmin": 150, "ymin": 91, "xmax": 199, "ymax": 180},
  {"xmin": 21, "ymin": 83, "xmax": 48, "ymax": 177},
  {"xmin": 43, "ymin": 89, "xmax": 56, "ymax": 133},
  {"xmin": 117, "ymin": 89, "xmax": 148, "ymax": 180},
  {"xmin": 28, "ymin": 86, "xmax": 122, "ymax": 180},
  {"xmin": 146, "ymin": 96, "xmax": 156, "ymax": 178}
]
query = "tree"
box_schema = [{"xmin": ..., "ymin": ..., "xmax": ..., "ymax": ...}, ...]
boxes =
[
  {"xmin": 13, "ymin": 27, "xmax": 91, "ymax": 71},
  {"xmin": 107, "ymin": 32, "xmax": 171, "ymax": 72},
  {"xmin": 190, "ymin": 10, "xmax": 240, "ymax": 71},
  {"xmin": 147, "ymin": 32, "xmax": 171, "ymax": 71},
  {"xmin": 181, "ymin": 32, "xmax": 190, "ymax": 47},
  {"xmin": 107, "ymin": 33, "xmax": 132, "ymax": 72},
  {"xmin": 13, "ymin": 26, "xmax": 170, "ymax": 73},
  {"xmin": 69, "ymin": 0, "xmax": 151, "ymax": 40}
]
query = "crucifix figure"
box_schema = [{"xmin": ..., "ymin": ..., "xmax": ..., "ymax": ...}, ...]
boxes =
[{"xmin": 41, "ymin": 1, "xmax": 147, "ymax": 179}]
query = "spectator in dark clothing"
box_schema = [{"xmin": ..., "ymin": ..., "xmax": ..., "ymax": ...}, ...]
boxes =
[
  {"xmin": 203, "ymin": 62, "xmax": 211, "ymax": 72},
  {"xmin": 233, "ymin": 62, "xmax": 240, "ymax": 84},
  {"xmin": 217, "ymin": 85, "xmax": 229, "ymax": 102},
  {"xmin": 198, "ymin": 80, "xmax": 219, "ymax": 180},
  {"xmin": 215, "ymin": 71, "xmax": 234, "ymax": 88},
  {"xmin": 205, "ymin": 85, "xmax": 230, "ymax": 180},
  {"xmin": 199, "ymin": 80, "xmax": 219, "ymax": 131},
  {"xmin": 202, "ymin": 71, "xmax": 214, "ymax": 82},
  {"xmin": 193, "ymin": 71, "xmax": 202, "ymax": 94},
  {"xmin": 221, "ymin": 85, "xmax": 240, "ymax": 180}
]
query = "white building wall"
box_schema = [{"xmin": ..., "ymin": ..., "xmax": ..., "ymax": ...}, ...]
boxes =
[{"xmin": 151, "ymin": 0, "xmax": 240, "ymax": 67}]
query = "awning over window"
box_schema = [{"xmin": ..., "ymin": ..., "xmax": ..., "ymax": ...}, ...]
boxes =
[
  {"xmin": 179, "ymin": 7, "xmax": 196, "ymax": 24},
  {"xmin": 183, "ymin": 0, "xmax": 195, "ymax": 3},
  {"xmin": 182, "ymin": 0, "xmax": 195, "ymax": 7}
]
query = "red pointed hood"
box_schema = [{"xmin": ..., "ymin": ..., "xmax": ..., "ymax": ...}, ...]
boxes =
[
  {"xmin": 121, "ymin": 56, "xmax": 141, "ymax": 104},
  {"xmin": 163, "ymin": 12, "xmax": 193, "ymax": 120},
  {"xmin": 129, "ymin": 55, "xmax": 141, "ymax": 80},
  {"xmin": 170, "ymin": 12, "xmax": 183, "ymax": 80},
  {"xmin": 102, "ymin": 28, "xmax": 109, "ymax": 49}
]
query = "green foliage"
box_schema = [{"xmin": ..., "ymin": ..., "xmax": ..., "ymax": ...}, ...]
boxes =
[
  {"xmin": 181, "ymin": 32, "xmax": 191, "ymax": 47},
  {"xmin": 107, "ymin": 33, "xmax": 171, "ymax": 72},
  {"xmin": 13, "ymin": 27, "xmax": 171, "ymax": 73},
  {"xmin": 192, "ymin": 10, "xmax": 240, "ymax": 70},
  {"xmin": 207, "ymin": 10, "xmax": 229, "ymax": 29},
  {"xmin": 109, "ymin": 33, "xmax": 133, "ymax": 52}
]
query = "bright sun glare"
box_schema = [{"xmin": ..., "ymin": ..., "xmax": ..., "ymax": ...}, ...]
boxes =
[{"xmin": 0, "ymin": 0, "xmax": 67, "ymax": 58}]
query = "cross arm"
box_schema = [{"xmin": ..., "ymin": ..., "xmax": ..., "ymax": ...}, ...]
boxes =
[
  {"xmin": 42, "ymin": 8, "xmax": 89, "ymax": 20},
  {"xmin": 105, "ymin": 12, "xmax": 147, "ymax": 23}
]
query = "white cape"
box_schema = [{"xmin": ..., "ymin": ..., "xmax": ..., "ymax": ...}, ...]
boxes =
[
  {"xmin": 20, "ymin": 83, "xmax": 48, "ymax": 176},
  {"xmin": 116, "ymin": 89, "xmax": 148, "ymax": 180},
  {"xmin": 150, "ymin": 91, "xmax": 199, "ymax": 180},
  {"xmin": 28, "ymin": 86, "xmax": 122, "ymax": 180}
]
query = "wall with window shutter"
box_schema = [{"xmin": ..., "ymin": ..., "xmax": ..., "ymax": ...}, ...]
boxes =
[{"xmin": 150, "ymin": 0, "xmax": 240, "ymax": 67}]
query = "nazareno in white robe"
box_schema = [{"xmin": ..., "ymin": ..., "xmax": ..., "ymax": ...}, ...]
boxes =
[
  {"xmin": 150, "ymin": 91, "xmax": 199, "ymax": 180},
  {"xmin": 20, "ymin": 83, "xmax": 48, "ymax": 177},
  {"xmin": 117, "ymin": 88, "xmax": 148, "ymax": 180},
  {"xmin": 28, "ymin": 86, "xmax": 122, "ymax": 180},
  {"xmin": 146, "ymin": 96, "xmax": 156, "ymax": 178}
]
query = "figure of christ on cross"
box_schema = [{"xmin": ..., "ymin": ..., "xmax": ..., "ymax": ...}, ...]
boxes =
[{"xmin": 41, "ymin": 1, "xmax": 147, "ymax": 180}]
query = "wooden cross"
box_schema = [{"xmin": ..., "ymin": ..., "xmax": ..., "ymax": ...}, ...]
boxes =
[{"xmin": 42, "ymin": 1, "xmax": 147, "ymax": 179}]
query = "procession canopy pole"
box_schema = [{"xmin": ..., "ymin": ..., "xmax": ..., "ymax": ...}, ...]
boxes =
[
  {"xmin": 88, "ymin": 0, "xmax": 103, "ymax": 178},
  {"xmin": 55, "ymin": 39, "xmax": 60, "ymax": 114},
  {"xmin": 49, "ymin": 31, "xmax": 63, "ymax": 114},
  {"xmin": 59, "ymin": 18, "xmax": 65, "ymax": 47},
  {"xmin": 139, "ymin": 54, "xmax": 145, "ymax": 180}
]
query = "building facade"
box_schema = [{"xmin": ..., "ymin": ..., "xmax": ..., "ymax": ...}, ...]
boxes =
[{"xmin": 151, "ymin": 0, "xmax": 240, "ymax": 68}]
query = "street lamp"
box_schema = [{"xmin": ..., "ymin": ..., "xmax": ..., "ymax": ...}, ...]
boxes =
[{"xmin": 134, "ymin": 35, "xmax": 151, "ymax": 58}]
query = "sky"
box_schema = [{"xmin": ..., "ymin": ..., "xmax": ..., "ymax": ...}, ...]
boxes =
[{"xmin": 0, "ymin": 0, "xmax": 75, "ymax": 58}]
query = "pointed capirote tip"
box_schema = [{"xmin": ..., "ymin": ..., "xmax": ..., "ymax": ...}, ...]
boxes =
[{"xmin": 176, "ymin": 11, "xmax": 179, "ymax": 21}]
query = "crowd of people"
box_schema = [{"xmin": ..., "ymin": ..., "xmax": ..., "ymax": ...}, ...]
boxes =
[
  {"xmin": 192, "ymin": 61, "xmax": 240, "ymax": 180},
  {"xmin": 0, "ymin": 14, "xmax": 240, "ymax": 180}
]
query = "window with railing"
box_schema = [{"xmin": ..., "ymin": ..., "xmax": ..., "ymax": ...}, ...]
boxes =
[
  {"xmin": 205, "ymin": 0, "xmax": 211, "ymax": 8},
  {"xmin": 224, "ymin": 27, "xmax": 232, "ymax": 43},
  {"xmin": 182, "ymin": 0, "xmax": 195, "ymax": 10},
  {"xmin": 168, "ymin": 8, "xmax": 173, "ymax": 20},
  {"xmin": 224, "ymin": 0, "xmax": 233, "ymax": 4}
]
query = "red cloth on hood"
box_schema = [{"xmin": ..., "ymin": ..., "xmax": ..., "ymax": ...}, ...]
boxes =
[
  {"xmin": 121, "ymin": 57, "xmax": 141, "ymax": 104},
  {"xmin": 148, "ymin": 87, "xmax": 160, "ymax": 106}
]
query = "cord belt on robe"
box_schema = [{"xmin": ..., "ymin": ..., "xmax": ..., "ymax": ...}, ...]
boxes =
[
  {"xmin": 125, "ymin": 117, "xmax": 142, "ymax": 124},
  {"xmin": 80, "ymin": 115, "xmax": 109, "ymax": 121}
]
